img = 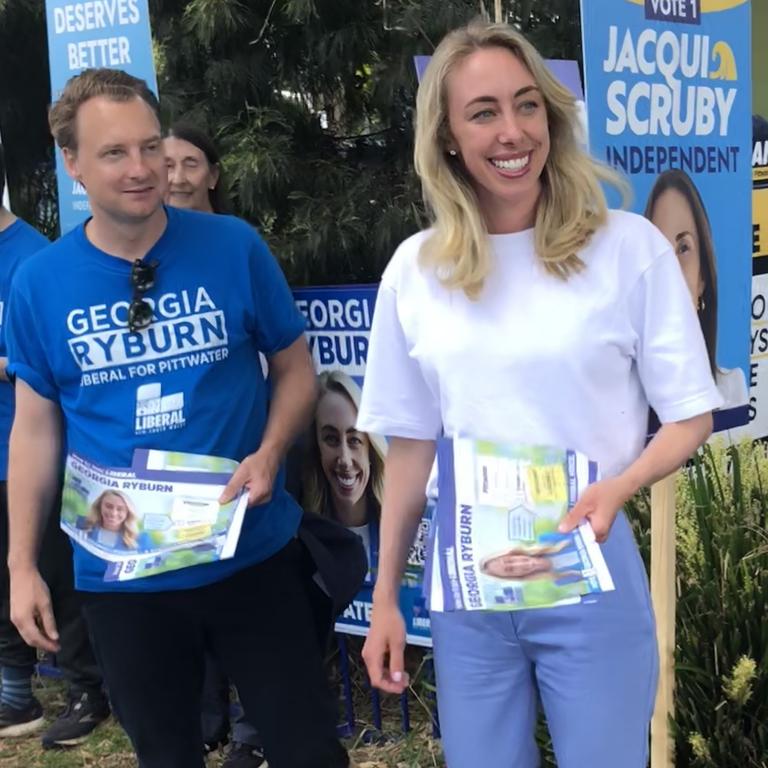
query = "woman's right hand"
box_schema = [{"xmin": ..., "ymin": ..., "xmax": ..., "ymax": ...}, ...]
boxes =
[{"xmin": 362, "ymin": 599, "xmax": 409, "ymax": 694}]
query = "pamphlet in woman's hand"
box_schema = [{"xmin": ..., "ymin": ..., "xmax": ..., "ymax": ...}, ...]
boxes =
[
  {"xmin": 61, "ymin": 450, "xmax": 249, "ymax": 582},
  {"xmin": 428, "ymin": 438, "xmax": 614, "ymax": 612}
]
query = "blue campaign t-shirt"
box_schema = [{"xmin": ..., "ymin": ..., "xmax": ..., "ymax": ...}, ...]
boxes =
[
  {"xmin": 0, "ymin": 219, "xmax": 49, "ymax": 481},
  {"xmin": 6, "ymin": 207, "xmax": 306, "ymax": 592}
]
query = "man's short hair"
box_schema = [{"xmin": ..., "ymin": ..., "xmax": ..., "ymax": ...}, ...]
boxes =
[{"xmin": 49, "ymin": 68, "xmax": 160, "ymax": 151}]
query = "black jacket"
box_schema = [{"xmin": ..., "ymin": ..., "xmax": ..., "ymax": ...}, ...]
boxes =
[{"xmin": 297, "ymin": 510, "xmax": 368, "ymax": 620}]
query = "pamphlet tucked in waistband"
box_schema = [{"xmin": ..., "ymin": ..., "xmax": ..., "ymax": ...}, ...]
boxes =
[
  {"xmin": 62, "ymin": 450, "xmax": 248, "ymax": 583},
  {"xmin": 428, "ymin": 438, "xmax": 614, "ymax": 613}
]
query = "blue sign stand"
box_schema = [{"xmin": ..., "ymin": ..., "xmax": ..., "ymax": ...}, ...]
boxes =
[{"xmin": 45, "ymin": 0, "xmax": 158, "ymax": 234}]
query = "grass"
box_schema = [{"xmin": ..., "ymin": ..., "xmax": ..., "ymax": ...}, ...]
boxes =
[
  {"xmin": 0, "ymin": 679, "xmax": 134, "ymax": 768},
  {"xmin": 0, "ymin": 657, "xmax": 446, "ymax": 768}
]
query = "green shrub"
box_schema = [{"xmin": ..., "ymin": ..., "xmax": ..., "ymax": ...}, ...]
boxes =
[{"xmin": 627, "ymin": 440, "xmax": 768, "ymax": 768}]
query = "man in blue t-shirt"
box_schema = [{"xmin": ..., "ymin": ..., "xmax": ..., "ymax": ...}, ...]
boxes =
[
  {"xmin": 5, "ymin": 70, "xmax": 351, "ymax": 768},
  {"xmin": 0, "ymin": 147, "xmax": 109, "ymax": 747}
]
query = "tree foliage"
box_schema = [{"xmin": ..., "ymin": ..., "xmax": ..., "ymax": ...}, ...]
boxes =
[
  {"xmin": 0, "ymin": 0, "xmax": 57, "ymax": 236},
  {"xmin": 0, "ymin": 0, "xmax": 582, "ymax": 281}
]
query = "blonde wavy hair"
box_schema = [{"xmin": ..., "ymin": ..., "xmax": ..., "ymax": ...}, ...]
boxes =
[
  {"xmin": 86, "ymin": 490, "xmax": 139, "ymax": 549},
  {"xmin": 415, "ymin": 20, "xmax": 627, "ymax": 298},
  {"xmin": 302, "ymin": 370, "xmax": 387, "ymax": 523}
]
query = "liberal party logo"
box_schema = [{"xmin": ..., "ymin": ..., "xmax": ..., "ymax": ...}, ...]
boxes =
[{"xmin": 134, "ymin": 382, "xmax": 185, "ymax": 435}]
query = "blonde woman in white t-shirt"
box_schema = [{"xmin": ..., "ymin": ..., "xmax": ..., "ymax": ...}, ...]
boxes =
[{"xmin": 357, "ymin": 20, "xmax": 721, "ymax": 768}]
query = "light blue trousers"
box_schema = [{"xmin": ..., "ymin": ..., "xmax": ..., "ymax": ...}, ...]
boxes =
[{"xmin": 431, "ymin": 512, "xmax": 658, "ymax": 768}]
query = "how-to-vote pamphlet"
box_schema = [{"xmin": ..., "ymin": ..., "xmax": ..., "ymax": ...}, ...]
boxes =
[
  {"xmin": 428, "ymin": 439, "xmax": 614, "ymax": 612},
  {"xmin": 61, "ymin": 450, "xmax": 248, "ymax": 583}
]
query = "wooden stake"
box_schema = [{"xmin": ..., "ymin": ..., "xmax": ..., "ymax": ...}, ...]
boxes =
[
  {"xmin": 650, "ymin": 473, "xmax": 677, "ymax": 768},
  {"xmin": 495, "ymin": 0, "xmax": 502, "ymax": 23}
]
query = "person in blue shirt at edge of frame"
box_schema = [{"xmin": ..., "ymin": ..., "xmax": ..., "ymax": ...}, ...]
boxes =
[{"xmin": 0, "ymin": 144, "xmax": 110, "ymax": 749}]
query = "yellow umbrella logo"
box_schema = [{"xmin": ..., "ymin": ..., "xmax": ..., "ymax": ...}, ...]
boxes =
[{"xmin": 710, "ymin": 41, "xmax": 737, "ymax": 80}]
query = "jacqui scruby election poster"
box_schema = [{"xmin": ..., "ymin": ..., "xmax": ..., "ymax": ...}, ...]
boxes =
[
  {"xmin": 731, "ymin": 0, "xmax": 768, "ymax": 440},
  {"xmin": 45, "ymin": 0, "xmax": 158, "ymax": 234},
  {"xmin": 292, "ymin": 286, "xmax": 433, "ymax": 647},
  {"xmin": 581, "ymin": 0, "xmax": 752, "ymax": 433}
]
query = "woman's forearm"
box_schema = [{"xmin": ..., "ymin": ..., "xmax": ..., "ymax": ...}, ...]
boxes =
[
  {"xmin": 373, "ymin": 437, "xmax": 436, "ymax": 604},
  {"xmin": 618, "ymin": 411, "xmax": 713, "ymax": 497}
]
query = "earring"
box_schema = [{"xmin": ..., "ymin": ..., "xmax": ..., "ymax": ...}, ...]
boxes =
[
  {"xmin": 698, "ymin": 296, "xmax": 706, "ymax": 311},
  {"xmin": 448, "ymin": 149, "xmax": 457, "ymax": 156}
]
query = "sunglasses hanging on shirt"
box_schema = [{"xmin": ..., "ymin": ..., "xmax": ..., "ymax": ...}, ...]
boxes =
[{"xmin": 128, "ymin": 259, "xmax": 158, "ymax": 332}]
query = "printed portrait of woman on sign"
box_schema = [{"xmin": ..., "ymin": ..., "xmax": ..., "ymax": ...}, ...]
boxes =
[
  {"xmin": 85, "ymin": 490, "xmax": 139, "ymax": 551},
  {"xmin": 302, "ymin": 369, "xmax": 386, "ymax": 578},
  {"xmin": 645, "ymin": 168, "xmax": 748, "ymax": 410}
]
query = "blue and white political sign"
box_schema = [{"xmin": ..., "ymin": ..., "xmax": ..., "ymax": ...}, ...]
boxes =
[
  {"xmin": 45, "ymin": 0, "xmax": 158, "ymax": 234},
  {"xmin": 413, "ymin": 55, "xmax": 430, "ymax": 83},
  {"xmin": 293, "ymin": 285, "xmax": 433, "ymax": 647},
  {"xmin": 331, "ymin": 503, "xmax": 433, "ymax": 647},
  {"xmin": 581, "ymin": 0, "xmax": 752, "ymax": 431},
  {"xmin": 294, "ymin": 285, "xmax": 378, "ymax": 385},
  {"xmin": 336, "ymin": 579, "xmax": 432, "ymax": 648}
]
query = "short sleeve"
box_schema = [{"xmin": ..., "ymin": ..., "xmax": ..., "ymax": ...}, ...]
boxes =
[
  {"xmin": 247, "ymin": 232, "xmax": 306, "ymax": 355},
  {"xmin": 5, "ymin": 277, "xmax": 58, "ymax": 401},
  {"xmin": 357, "ymin": 283, "xmax": 442, "ymax": 439},
  {"xmin": 629, "ymin": 250, "xmax": 723, "ymax": 423}
]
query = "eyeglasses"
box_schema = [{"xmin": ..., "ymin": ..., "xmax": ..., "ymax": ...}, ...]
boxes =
[{"xmin": 128, "ymin": 259, "xmax": 158, "ymax": 332}]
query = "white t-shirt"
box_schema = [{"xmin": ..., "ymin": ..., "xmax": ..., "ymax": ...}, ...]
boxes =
[
  {"xmin": 348, "ymin": 523, "xmax": 372, "ymax": 557},
  {"xmin": 358, "ymin": 210, "xmax": 723, "ymax": 480},
  {"xmin": 349, "ymin": 523, "xmax": 374, "ymax": 582}
]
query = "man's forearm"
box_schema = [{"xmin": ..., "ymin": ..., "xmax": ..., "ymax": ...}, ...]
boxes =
[
  {"xmin": 259, "ymin": 338, "xmax": 317, "ymax": 463},
  {"xmin": 7, "ymin": 412, "xmax": 62, "ymax": 572}
]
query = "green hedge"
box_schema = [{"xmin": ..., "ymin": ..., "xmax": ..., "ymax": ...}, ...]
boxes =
[{"xmin": 627, "ymin": 440, "xmax": 768, "ymax": 768}]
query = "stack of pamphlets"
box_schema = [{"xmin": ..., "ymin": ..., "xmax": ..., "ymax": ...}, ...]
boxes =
[
  {"xmin": 61, "ymin": 449, "xmax": 248, "ymax": 583},
  {"xmin": 426, "ymin": 438, "xmax": 614, "ymax": 612}
]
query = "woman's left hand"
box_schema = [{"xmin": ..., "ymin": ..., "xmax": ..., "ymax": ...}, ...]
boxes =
[{"xmin": 558, "ymin": 475, "xmax": 636, "ymax": 543}]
